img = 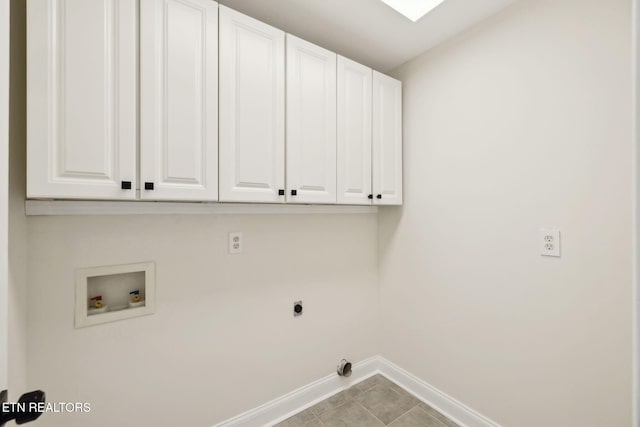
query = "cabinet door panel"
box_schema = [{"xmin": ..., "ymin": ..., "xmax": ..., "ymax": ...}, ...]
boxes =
[
  {"xmin": 337, "ymin": 56, "xmax": 372, "ymax": 205},
  {"xmin": 27, "ymin": 0, "xmax": 137, "ymax": 199},
  {"xmin": 286, "ymin": 34, "xmax": 337, "ymax": 204},
  {"xmin": 373, "ymin": 71, "xmax": 402, "ymax": 206},
  {"xmin": 219, "ymin": 6, "xmax": 285, "ymax": 203},
  {"xmin": 140, "ymin": 0, "xmax": 218, "ymax": 201}
]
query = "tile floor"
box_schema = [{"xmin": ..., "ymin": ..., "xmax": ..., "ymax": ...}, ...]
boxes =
[{"xmin": 274, "ymin": 374, "xmax": 459, "ymax": 427}]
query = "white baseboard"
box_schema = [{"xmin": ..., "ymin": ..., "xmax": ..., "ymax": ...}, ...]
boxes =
[
  {"xmin": 213, "ymin": 356, "xmax": 382, "ymax": 427},
  {"xmin": 378, "ymin": 357, "xmax": 501, "ymax": 427},
  {"xmin": 213, "ymin": 355, "xmax": 501, "ymax": 427}
]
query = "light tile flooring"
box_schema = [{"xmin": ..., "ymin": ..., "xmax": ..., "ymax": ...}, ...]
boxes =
[{"xmin": 274, "ymin": 375, "xmax": 459, "ymax": 427}]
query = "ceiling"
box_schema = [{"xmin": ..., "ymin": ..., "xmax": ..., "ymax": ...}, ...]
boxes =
[{"xmin": 217, "ymin": 0, "xmax": 518, "ymax": 72}]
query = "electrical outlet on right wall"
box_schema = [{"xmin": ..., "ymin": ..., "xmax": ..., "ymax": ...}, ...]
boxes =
[{"xmin": 540, "ymin": 229, "xmax": 560, "ymax": 257}]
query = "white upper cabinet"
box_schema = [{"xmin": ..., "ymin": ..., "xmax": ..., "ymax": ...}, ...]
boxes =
[
  {"xmin": 27, "ymin": 0, "xmax": 137, "ymax": 199},
  {"xmin": 140, "ymin": 0, "xmax": 218, "ymax": 201},
  {"xmin": 219, "ymin": 6, "xmax": 285, "ymax": 203},
  {"xmin": 372, "ymin": 71, "xmax": 403, "ymax": 205},
  {"xmin": 286, "ymin": 34, "xmax": 337, "ymax": 204},
  {"xmin": 27, "ymin": 2, "xmax": 402, "ymax": 207},
  {"xmin": 337, "ymin": 56, "xmax": 372, "ymax": 205}
]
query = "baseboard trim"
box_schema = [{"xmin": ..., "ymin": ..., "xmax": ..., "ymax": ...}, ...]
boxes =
[
  {"xmin": 213, "ymin": 356, "xmax": 501, "ymax": 427},
  {"xmin": 213, "ymin": 356, "xmax": 382, "ymax": 427},
  {"xmin": 378, "ymin": 357, "xmax": 501, "ymax": 427}
]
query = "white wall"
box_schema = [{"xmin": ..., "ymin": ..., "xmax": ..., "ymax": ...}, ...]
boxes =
[
  {"xmin": 7, "ymin": 0, "xmax": 27, "ymax": 398},
  {"xmin": 379, "ymin": 0, "xmax": 633, "ymax": 426},
  {"xmin": 633, "ymin": 0, "xmax": 640, "ymax": 424},
  {"xmin": 26, "ymin": 213, "xmax": 379, "ymax": 426},
  {"xmin": 19, "ymin": 0, "xmax": 637, "ymax": 426}
]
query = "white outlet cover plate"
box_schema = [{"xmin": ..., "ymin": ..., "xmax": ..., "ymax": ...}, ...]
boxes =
[
  {"xmin": 540, "ymin": 228, "xmax": 560, "ymax": 257},
  {"xmin": 229, "ymin": 232, "xmax": 243, "ymax": 254}
]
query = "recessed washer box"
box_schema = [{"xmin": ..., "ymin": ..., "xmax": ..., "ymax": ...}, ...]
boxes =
[{"xmin": 75, "ymin": 262, "xmax": 156, "ymax": 328}]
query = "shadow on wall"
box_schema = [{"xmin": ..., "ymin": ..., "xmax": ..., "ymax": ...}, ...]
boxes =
[
  {"xmin": 377, "ymin": 206, "xmax": 403, "ymax": 261},
  {"xmin": 8, "ymin": 0, "xmax": 28, "ymax": 400}
]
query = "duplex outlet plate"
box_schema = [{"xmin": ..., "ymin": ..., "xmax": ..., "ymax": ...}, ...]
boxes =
[
  {"xmin": 229, "ymin": 232, "xmax": 242, "ymax": 254},
  {"xmin": 540, "ymin": 229, "xmax": 560, "ymax": 257}
]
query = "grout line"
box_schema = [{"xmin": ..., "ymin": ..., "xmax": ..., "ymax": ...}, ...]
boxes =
[
  {"xmin": 313, "ymin": 394, "xmax": 352, "ymax": 418},
  {"xmin": 417, "ymin": 401, "xmax": 460, "ymax": 427},
  {"xmin": 281, "ymin": 372, "xmax": 458, "ymax": 427},
  {"xmin": 304, "ymin": 412, "xmax": 323, "ymax": 427},
  {"xmin": 314, "ymin": 389, "xmax": 386, "ymax": 426},
  {"xmin": 406, "ymin": 401, "xmax": 421, "ymax": 413},
  {"xmin": 308, "ymin": 410, "xmax": 321, "ymax": 424},
  {"xmin": 412, "ymin": 404, "xmax": 449, "ymax": 427},
  {"xmin": 351, "ymin": 378, "xmax": 381, "ymax": 396},
  {"xmin": 355, "ymin": 399, "xmax": 387, "ymax": 426},
  {"xmin": 375, "ymin": 370, "xmax": 466, "ymax": 427},
  {"xmin": 381, "ymin": 386, "xmax": 416, "ymax": 426}
]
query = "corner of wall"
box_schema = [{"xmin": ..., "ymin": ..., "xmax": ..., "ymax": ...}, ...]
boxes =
[
  {"xmin": 632, "ymin": 0, "xmax": 640, "ymax": 423},
  {"xmin": 7, "ymin": 0, "xmax": 28, "ymax": 400}
]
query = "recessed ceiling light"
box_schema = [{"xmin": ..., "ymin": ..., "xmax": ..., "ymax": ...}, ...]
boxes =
[{"xmin": 381, "ymin": 0, "xmax": 446, "ymax": 22}]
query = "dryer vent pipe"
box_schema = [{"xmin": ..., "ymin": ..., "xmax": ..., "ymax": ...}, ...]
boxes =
[{"xmin": 337, "ymin": 359, "xmax": 352, "ymax": 377}]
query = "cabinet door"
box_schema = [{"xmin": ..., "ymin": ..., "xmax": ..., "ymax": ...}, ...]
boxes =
[
  {"xmin": 372, "ymin": 71, "xmax": 403, "ymax": 206},
  {"xmin": 219, "ymin": 6, "xmax": 285, "ymax": 203},
  {"xmin": 337, "ymin": 56, "xmax": 372, "ymax": 205},
  {"xmin": 286, "ymin": 34, "xmax": 337, "ymax": 204},
  {"xmin": 140, "ymin": 0, "xmax": 218, "ymax": 201},
  {"xmin": 27, "ymin": 0, "xmax": 137, "ymax": 199}
]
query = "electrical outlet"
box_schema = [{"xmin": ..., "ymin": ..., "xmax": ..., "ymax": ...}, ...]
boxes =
[
  {"xmin": 540, "ymin": 229, "xmax": 560, "ymax": 257},
  {"xmin": 229, "ymin": 232, "xmax": 242, "ymax": 254}
]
